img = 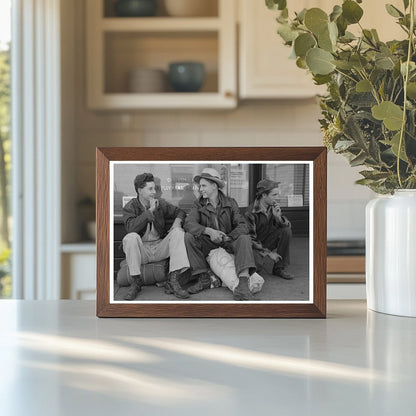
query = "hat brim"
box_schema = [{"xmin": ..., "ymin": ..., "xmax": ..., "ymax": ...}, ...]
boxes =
[{"xmin": 194, "ymin": 174, "xmax": 225, "ymax": 189}]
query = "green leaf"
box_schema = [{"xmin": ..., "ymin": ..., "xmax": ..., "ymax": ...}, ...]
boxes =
[
  {"xmin": 356, "ymin": 79, "xmax": 372, "ymax": 92},
  {"xmin": 363, "ymin": 29, "xmax": 376, "ymax": 46},
  {"xmin": 348, "ymin": 92, "xmax": 377, "ymax": 107},
  {"xmin": 333, "ymin": 60, "xmax": 352, "ymax": 70},
  {"xmin": 355, "ymin": 178, "xmax": 378, "ymax": 186},
  {"xmin": 294, "ymin": 33, "xmax": 316, "ymax": 58},
  {"xmin": 304, "ymin": 8, "xmax": 329, "ymax": 35},
  {"xmin": 390, "ymin": 132, "xmax": 409, "ymax": 162},
  {"xmin": 343, "ymin": 114, "xmax": 367, "ymax": 147},
  {"xmin": 408, "ymin": 109, "xmax": 416, "ymax": 138},
  {"xmin": 313, "ymin": 74, "xmax": 332, "ymax": 85},
  {"xmin": 350, "ymin": 54, "xmax": 368, "ymax": 70},
  {"xmin": 401, "ymin": 61, "xmax": 416, "ymax": 76},
  {"xmin": 328, "ymin": 21, "xmax": 338, "ymax": 45},
  {"xmin": 360, "ymin": 170, "xmax": 391, "ymax": 180},
  {"xmin": 318, "ymin": 27, "xmax": 334, "ymax": 52},
  {"xmin": 403, "ymin": 0, "xmax": 409, "ymax": 10},
  {"xmin": 306, "ymin": 48, "xmax": 336, "ymax": 75},
  {"xmin": 375, "ymin": 56, "xmax": 395, "ymax": 70},
  {"xmin": 330, "ymin": 5, "xmax": 342, "ymax": 22},
  {"xmin": 385, "ymin": 4, "xmax": 404, "ymax": 18},
  {"xmin": 371, "ymin": 29, "xmax": 380, "ymax": 43},
  {"xmin": 342, "ymin": 0, "xmax": 364, "ymax": 24},
  {"xmin": 369, "ymin": 136, "xmax": 382, "ymax": 163},
  {"xmin": 334, "ymin": 140, "xmax": 355, "ymax": 151},
  {"xmin": 350, "ymin": 152, "xmax": 368, "ymax": 167},
  {"xmin": 339, "ymin": 31, "xmax": 356, "ymax": 43},
  {"xmin": 266, "ymin": 0, "xmax": 287, "ymax": 11},
  {"xmin": 372, "ymin": 101, "xmax": 404, "ymax": 131},
  {"xmin": 336, "ymin": 15, "xmax": 348, "ymax": 36},
  {"xmin": 277, "ymin": 23, "xmax": 299, "ymax": 43},
  {"xmin": 407, "ymin": 82, "xmax": 416, "ymax": 99},
  {"xmin": 296, "ymin": 8, "xmax": 307, "ymax": 23},
  {"xmin": 378, "ymin": 78, "xmax": 386, "ymax": 100},
  {"xmin": 296, "ymin": 57, "xmax": 308, "ymax": 69}
]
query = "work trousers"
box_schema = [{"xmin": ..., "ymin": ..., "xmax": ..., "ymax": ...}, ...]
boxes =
[
  {"xmin": 184, "ymin": 233, "xmax": 256, "ymax": 277},
  {"xmin": 256, "ymin": 226, "xmax": 292, "ymax": 270},
  {"xmin": 122, "ymin": 227, "xmax": 189, "ymax": 276}
]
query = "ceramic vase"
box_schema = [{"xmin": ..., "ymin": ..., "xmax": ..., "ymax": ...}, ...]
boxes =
[{"xmin": 366, "ymin": 189, "xmax": 416, "ymax": 317}]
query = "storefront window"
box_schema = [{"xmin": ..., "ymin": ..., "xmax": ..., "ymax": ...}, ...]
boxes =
[
  {"xmin": 263, "ymin": 164, "xmax": 309, "ymax": 207},
  {"xmin": 113, "ymin": 162, "xmax": 309, "ymax": 217}
]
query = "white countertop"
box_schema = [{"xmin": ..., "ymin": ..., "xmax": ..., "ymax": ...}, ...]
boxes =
[{"xmin": 0, "ymin": 300, "xmax": 415, "ymax": 415}]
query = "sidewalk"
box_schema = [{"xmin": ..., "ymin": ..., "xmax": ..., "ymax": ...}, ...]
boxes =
[{"xmin": 114, "ymin": 237, "xmax": 309, "ymax": 302}]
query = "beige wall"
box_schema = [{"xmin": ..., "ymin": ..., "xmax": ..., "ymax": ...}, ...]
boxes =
[{"xmin": 61, "ymin": 0, "xmax": 374, "ymax": 243}]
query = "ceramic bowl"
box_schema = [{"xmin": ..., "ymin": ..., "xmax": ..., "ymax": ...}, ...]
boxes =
[
  {"xmin": 128, "ymin": 68, "xmax": 167, "ymax": 93},
  {"xmin": 114, "ymin": 0, "xmax": 158, "ymax": 17},
  {"xmin": 168, "ymin": 62, "xmax": 205, "ymax": 92}
]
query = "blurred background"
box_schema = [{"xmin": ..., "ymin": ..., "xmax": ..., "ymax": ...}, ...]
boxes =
[{"xmin": 2, "ymin": 0, "xmax": 403, "ymax": 299}]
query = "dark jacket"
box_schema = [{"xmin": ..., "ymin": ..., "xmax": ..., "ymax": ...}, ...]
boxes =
[
  {"xmin": 184, "ymin": 191, "xmax": 248, "ymax": 240},
  {"xmin": 123, "ymin": 197, "xmax": 186, "ymax": 239},
  {"xmin": 245, "ymin": 200, "xmax": 291, "ymax": 251}
]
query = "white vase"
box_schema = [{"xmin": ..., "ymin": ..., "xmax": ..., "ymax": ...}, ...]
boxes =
[{"xmin": 366, "ymin": 189, "xmax": 416, "ymax": 317}]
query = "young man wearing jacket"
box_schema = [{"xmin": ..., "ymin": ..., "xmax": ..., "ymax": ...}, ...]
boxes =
[
  {"xmin": 184, "ymin": 168, "xmax": 256, "ymax": 301},
  {"xmin": 245, "ymin": 179, "xmax": 293, "ymax": 280},
  {"xmin": 122, "ymin": 173, "xmax": 190, "ymax": 300}
]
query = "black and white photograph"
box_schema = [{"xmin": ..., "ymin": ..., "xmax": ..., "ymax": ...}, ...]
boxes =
[{"xmin": 110, "ymin": 160, "xmax": 313, "ymax": 303}]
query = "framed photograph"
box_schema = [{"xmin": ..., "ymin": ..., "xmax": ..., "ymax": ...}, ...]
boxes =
[{"xmin": 96, "ymin": 147, "xmax": 327, "ymax": 318}]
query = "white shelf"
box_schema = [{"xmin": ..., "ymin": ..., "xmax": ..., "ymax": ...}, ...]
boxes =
[
  {"xmin": 61, "ymin": 242, "xmax": 96, "ymax": 253},
  {"xmin": 101, "ymin": 17, "xmax": 221, "ymax": 32},
  {"xmin": 89, "ymin": 92, "xmax": 236, "ymax": 110}
]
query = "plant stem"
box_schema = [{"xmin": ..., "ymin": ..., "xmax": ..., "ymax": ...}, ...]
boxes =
[
  {"xmin": 397, "ymin": 0, "xmax": 415, "ymax": 188},
  {"xmin": 334, "ymin": 68, "xmax": 358, "ymax": 84},
  {"xmin": 358, "ymin": 69, "xmax": 381, "ymax": 104}
]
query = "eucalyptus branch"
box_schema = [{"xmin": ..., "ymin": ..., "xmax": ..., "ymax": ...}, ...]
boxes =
[
  {"xmin": 334, "ymin": 68, "xmax": 359, "ymax": 84},
  {"xmin": 390, "ymin": 79, "xmax": 398, "ymax": 101},
  {"xmin": 397, "ymin": 0, "xmax": 415, "ymax": 188},
  {"xmin": 393, "ymin": 85, "xmax": 404, "ymax": 103},
  {"xmin": 358, "ymin": 69, "xmax": 381, "ymax": 104}
]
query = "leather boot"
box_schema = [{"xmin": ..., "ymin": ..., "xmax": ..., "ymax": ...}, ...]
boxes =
[
  {"xmin": 164, "ymin": 281, "xmax": 173, "ymax": 295},
  {"xmin": 188, "ymin": 272, "xmax": 211, "ymax": 294},
  {"xmin": 168, "ymin": 271, "xmax": 189, "ymax": 299},
  {"xmin": 273, "ymin": 263, "xmax": 294, "ymax": 280},
  {"xmin": 124, "ymin": 275, "xmax": 144, "ymax": 301},
  {"xmin": 233, "ymin": 276, "xmax": 251, "ymax": 301}
]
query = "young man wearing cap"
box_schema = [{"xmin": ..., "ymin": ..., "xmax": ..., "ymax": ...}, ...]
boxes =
[
  {"xmin": 122, "ymin": 173, "xmax": 190, "ymax": 300},
  {"xmin": 184, "ymin": 168, "xmax": 257, "ymax": 301},
  {"xmin": 245, "ymin": 179, "xmax": 293, "ymax": 280}
]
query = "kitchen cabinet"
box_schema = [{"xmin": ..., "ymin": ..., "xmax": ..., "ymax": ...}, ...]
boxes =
[
  {"xmin": 238, "ymin": 0, "xmax": 404, "ymax": 99},
  {"xmin": 238, "ymin": 0, "xmax": 325, "ymax": 99},
  {"xmin": 61, "ymin": 244, "xmax": 96, "ymax": 300},
  {"xmin": 86, "ymin": 0, "xmax": 237, "ymax": 109}
]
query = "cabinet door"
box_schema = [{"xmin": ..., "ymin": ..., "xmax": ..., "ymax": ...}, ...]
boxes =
[
  {"xmin": 239, "ymin": 0, "xmax": 404, "ymax": 99},
  {"xmin": 62, "ymin": 253, "xmax": 96, "ymax": 300},
  {"xmin": 239, "ymin": 0, "xmax": 326, "ymax": 99}
]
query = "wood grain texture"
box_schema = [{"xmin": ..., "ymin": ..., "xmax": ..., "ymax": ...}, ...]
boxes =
[
  {"xmin": 327, "ymin": 256, "xmax": 365, "ymax": 274},
  {"xmin": 96, "ymin": 147, "xmax": 327, "ymax": 318}
]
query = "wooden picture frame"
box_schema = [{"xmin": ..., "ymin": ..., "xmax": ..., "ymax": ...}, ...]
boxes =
[{"xmin": 96, "ymin": 147, "xmax": 327, "ymax": 317}]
